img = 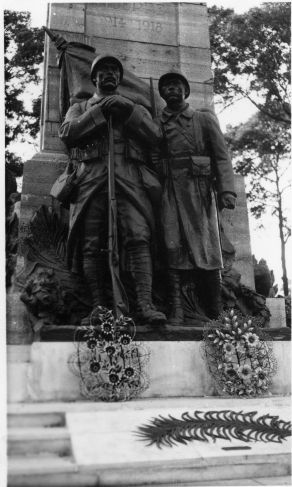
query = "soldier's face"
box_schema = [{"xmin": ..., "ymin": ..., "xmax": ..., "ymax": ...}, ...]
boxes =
[
  {"xmin": 161, "ymin": 79, "xmax": 186, "ymax": 104},
  {"xmin": 96, "ymin": 62, "xmax": 121, "ymax": 91}
]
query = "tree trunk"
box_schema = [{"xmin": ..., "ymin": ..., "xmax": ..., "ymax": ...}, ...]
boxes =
[{"xmin": 275, "ymin": 170, "xmax": 289, "ymax": 296}]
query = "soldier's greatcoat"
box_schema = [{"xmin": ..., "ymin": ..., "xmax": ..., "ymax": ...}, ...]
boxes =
[
  {"xmin": 59, "ymin": 93, "xmax": 162, "ymax": 272},
  {"xmin": 156, "ymin": 105, "xmax": 236, "ymax": 271}
]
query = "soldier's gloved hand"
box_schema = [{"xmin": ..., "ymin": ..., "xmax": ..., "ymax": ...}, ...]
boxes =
[
  {"xmin": 219, "ymin": 192, "xmax": 236, "ymax": 210},
  {"xmin": 102, "ymin": 95, "xmax": 134, "ymax": 120},
  {"xmin": 98, "ymin": 95, "xmax": 115, "ymax": 119}
]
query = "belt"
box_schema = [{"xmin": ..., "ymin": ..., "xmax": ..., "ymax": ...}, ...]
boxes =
[
  {"xmin": 171, "ymin": 155, "xmax": 210, "ymax": 169},
  {"xmin": 155, "ymin": 154, "xmax": 212, "ymax": 178},
  {"xmin": 71, "ymin": 141, "xmax": 126, "ymax": 161}
]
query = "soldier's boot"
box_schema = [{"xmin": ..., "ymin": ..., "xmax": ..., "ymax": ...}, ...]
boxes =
[
  {"xmin": 128, "ymin": 245, "xmax": 167, "ymax": 325},
  {"xmin": 167, "ymin": 270, "xmax": 184, "ymax": 325},
  {"xmin": 82, "ymin": 256, "xmax": 106, "ymax": 324},
  {"xmin": 201, "ymin": 269, "xmax": 222, "ymax": 320}
]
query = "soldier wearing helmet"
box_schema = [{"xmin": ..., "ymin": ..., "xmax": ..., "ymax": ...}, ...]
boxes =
[
  {"xmin": 155, "ymin": 70, "xmax": 237, "ymax": 325},
  {"xmin": 59, "ymin": 55, "xmax": 166, "ymax": 325}
]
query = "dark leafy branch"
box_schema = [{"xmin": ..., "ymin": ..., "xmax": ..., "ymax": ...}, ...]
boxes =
[
  {"xmin": 208, "ymin": 3, "xmax": 291, "ymax": 124},
  {"xmin": 225, "ymin": 111, "xmax": 290, "ymax": 295},
  {"xmin": 136, "ymin": 410, "xmax": 291, "ymax": 448},
  {"xmin": 5, "ymin": 10, "xmax": 44, "ymax": 173}
]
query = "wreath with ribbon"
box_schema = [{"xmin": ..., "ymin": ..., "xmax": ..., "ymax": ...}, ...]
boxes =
[
  {"xmin": 203, "ymin": 309, "xmax": 277, "ymax": 397},
  {"xmin": 69, "ymin": 306, "xmax": 150, "ymax": 401}
]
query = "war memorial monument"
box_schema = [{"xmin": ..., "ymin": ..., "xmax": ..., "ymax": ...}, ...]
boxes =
[{"xmin": 6, "ymin": 3, "xmax": 291, "ymax": 485}]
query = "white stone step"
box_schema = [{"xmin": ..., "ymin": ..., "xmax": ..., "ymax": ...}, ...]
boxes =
[
  {"xmin": 255, "ymin": 477, "xmax": 292, "ymax": 486},
  {"xmin": 93, "ymin": 455, "xmax": 291, "ymax": 485},
  {"xmin": 143, "ymin": 477, "xmax": 292, "ymax": 486},
  {"xmin": 8, "ymin": 455, "xmax": 291, "ymax": 486},
  {"xmin": 8, "ymin": 472, "xmax": 98, "ymax": 487},
  {"xmin": 7, "ymin": 395, "xmax": 291, "ymax": 414},
  {"xmin": 8, "ymin": 427, "xmax": 71, "ymax": 457},
  {"xmin": 8, "ymin": 412, "xmax": 65, "ymax": 428},
  {"xmin": 8, "ymin": 455, "xmax": 77, "ymax": 474},
  {"xmin": 8, "ymin": 456, "xmax": 92, "ymax": 487}
]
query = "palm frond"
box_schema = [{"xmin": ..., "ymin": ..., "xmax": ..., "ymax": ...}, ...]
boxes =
[
  {"xmin": 136, "ymin": 409, "xmax": 291, "ymax": 448},
  {"xmin": 24, "ymin": 205, "xmax": 69, "ymax": 272},
  {"xmin": 17, "ymin": 205, "xmax": 91, "ymax": 324}
]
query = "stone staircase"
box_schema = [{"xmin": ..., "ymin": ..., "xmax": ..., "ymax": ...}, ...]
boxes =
[
  {"xmin": 7, "ymin": 411, "xmax": 87, "ymax": 486},
  {"xmin": 7, "ymin": 403, "xmax": 291, "ymax": 486}
]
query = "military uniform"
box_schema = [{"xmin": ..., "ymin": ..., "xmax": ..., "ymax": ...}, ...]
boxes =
[
  {"xmin": 156, "ymin": 105, "xmax": 235, "ymax": 270},
  {"xmin": 59, "ymin": 92, "xmax": 164, "ymax": 319},
  {"xmin": 155, "ymin": 104, "xmax": 236, "ymax": 319}
]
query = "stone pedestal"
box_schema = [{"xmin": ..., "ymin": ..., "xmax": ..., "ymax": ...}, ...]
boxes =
[
  {"xmin": 6, "ymin": 293, "xmax": 33, "ymax": 345},
  {"xmin": 7, "ymin": 341, "xmax": 291, "ymax": 403},
  {"xmin": 266, "ymin": 298, "xmax": 287, "ymax": 328},
  {"xmin": 18, "ymin": 152, "xmax": 68, "ymax": 244},
  {"xmin": 222, "ymin": 176, "xmax": 255, "ymax": 288}
]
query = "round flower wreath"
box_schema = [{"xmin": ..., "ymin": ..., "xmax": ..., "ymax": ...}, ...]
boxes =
[
  {"xmin": 69, "ymin": 306, "xmax": 150, "ymax": 401},
  {"xmin": 203, "ymin": 309, "xmax": 277, "ymax": 397}
]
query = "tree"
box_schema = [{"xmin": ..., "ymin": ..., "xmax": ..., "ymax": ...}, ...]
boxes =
[
  {"xmin": 208, "ymin": 3, "xmax": 291, "ymax": 124},
  {"xmin": 5, "ymin": 10, "xmax": 44, "ymax": 175},
  {"xmin": 225, "ymin": 113, "xmax": 291, "ymax": 296}
]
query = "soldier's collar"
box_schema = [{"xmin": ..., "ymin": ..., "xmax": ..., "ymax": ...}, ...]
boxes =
[{"xmin": 161, "ymin": 103, "xmax": 192, "ymax": 123}]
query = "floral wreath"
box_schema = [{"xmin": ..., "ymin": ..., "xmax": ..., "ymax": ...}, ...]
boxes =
[
  {"xmin": 69, "ymin": 306, "xmax": 150, "ymax": 401},
  {"xmin": 203, "ymin": 309, "xmax": 277, "ymax": 397}
]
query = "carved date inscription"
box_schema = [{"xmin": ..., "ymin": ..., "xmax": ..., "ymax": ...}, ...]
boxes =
[{"xmin": 102, "ymin": 15, "xmax": 163, "ymax": 33}]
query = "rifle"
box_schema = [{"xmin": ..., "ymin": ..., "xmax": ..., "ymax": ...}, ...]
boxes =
[{"xmin": 107, "ymin": 115, "xmax": 129, "ymax": 319}]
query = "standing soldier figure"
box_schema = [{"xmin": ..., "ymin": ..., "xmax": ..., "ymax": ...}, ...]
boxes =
[
  {"xmin": 155, "ymin": 70, "xmax": 237, "ymax": 324},
  {"xmin": 59, "ymin": 54, "xmax": 166, "ymax": 324}
]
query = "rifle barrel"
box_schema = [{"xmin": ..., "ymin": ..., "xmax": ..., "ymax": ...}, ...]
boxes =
[{"xmin": 107, "ymin": 115, "xmax": 129, "ymax": 319}]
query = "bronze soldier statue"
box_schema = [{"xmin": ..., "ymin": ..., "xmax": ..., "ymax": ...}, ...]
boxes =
[
  {"xmin": 155, "ymin": 70, "xmax": 237, "ymax": 324},
  {"xmin": 59, "ymin": 54, "xmax": 166, "ymax": 324}
]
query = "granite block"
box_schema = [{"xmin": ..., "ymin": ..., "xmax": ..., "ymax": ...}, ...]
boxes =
[{"xmin": 6, "ymin": 341, "xmax": 291, "ymax": 403}]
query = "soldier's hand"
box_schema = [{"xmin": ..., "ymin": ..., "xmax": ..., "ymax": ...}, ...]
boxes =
[
  {"xmin": 97, "ymin": 95, "xmax": 115, "ymax": 119},
  {"xmin": 102, "ymin": 95, "xmax": 134, "ymax": 119},
  {"xmin": 219, "ymin": 192, "xmax": 236, "ymax": 210}
]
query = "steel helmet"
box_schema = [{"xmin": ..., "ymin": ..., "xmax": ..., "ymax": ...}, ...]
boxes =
[
  {"xmin": 90, "ymin": 54, "xmax": 124, "ymax": 85},
  {"xmin": 158, "ymin": 70, "xmax": 190, "ymax": 99}
]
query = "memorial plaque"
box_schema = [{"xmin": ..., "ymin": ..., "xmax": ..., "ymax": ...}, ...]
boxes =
[{"xmin": 85, "ymin": 3, "xmax": 177, "ymax": 45}]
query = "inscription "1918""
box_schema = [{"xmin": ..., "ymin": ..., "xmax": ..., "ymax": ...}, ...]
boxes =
[{"xmin": 102, "ymin": 15, "xmax": 163, "ymax": 33}]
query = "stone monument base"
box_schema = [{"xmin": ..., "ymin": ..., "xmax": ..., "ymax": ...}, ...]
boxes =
[{"xmin": 7, "ymin": 341, "xmax": 291, "ymax": 404}]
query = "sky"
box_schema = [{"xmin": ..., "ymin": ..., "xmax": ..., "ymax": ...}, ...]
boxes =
[{"xmin": 3, "ymin": 0, "xmax": 291, "ymax": 292}]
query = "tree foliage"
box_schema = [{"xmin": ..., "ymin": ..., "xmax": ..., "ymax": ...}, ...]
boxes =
[
  {"xmin": 226, "ymin": 113, "xmax": 291, "ymax": 295},
  {"xmin": 5, "ymin": 10, "xmax": 44, "ymax": 173},
  {"xmin": 208, "ymin": 3, "xmax": 291, "ymax": 124}
]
